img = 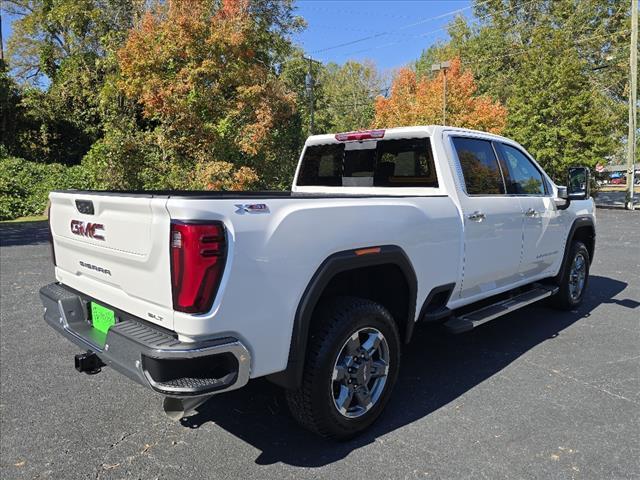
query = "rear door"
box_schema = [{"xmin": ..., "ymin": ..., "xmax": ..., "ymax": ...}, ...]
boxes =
[
  {"xmin": 450, "ymin": 136, "xmax": 523, "ymax": 300},
  {"xmin": 49, "ymin": 192, "xmax": 174, "ymax": 329}
]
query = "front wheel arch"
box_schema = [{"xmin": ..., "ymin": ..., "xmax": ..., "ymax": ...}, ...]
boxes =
[
  {"xmin": 551, "ymin": 240, "xmax": 590, "ymax": 310},
  {"xmin": 555, "ymin": 216, "xmax": 595, "ymax": 282}
]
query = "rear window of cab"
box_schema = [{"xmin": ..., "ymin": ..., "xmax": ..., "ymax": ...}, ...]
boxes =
[{"xmin": 296, "ymin": 138, "xmax": 438, "ymax": 188}]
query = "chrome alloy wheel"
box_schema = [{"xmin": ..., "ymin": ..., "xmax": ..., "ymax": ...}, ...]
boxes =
[
  {"xmin": 331, "ymin": 327, "xmax": 390, "ymax": 418},
  {"xmin": 568, "ymin": 252, "xmax": 587, "ymax": 301}
]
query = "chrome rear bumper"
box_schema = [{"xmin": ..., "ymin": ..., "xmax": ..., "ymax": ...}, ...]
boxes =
[{"xmin": 39, "ymin": 282, "xmax": 251, "ymax": 396}]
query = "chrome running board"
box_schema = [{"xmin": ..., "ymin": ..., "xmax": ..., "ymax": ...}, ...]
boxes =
[{"xmin": 444, "ymin": 284, "xmax": 559, "ymax": 334}]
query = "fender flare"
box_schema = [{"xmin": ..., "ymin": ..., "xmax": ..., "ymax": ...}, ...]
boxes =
[
  {"xmin": 555, "ymin": 215, "xmax": 596, "ymax": 281},
  {"xmin": 267, "ymin": 245, "xmax": 417, "ymax": 389}
]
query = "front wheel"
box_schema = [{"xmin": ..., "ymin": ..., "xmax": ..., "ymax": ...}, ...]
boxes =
[
  {"xmin": 286, "ymin": 297, "xmax": 401, "ymax": 439},
  {"xmin": 552, "ymin": 241, "xmax": 590, "ymax": 310}
]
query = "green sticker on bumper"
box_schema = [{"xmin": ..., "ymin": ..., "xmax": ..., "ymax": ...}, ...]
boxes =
[{"xmin": 91, "ymin": 303, "xmax": 115, "ymax": 334}]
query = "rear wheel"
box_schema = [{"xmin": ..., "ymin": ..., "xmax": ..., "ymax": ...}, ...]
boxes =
[
  {"xmin": 552, "ymin": 241, "xmax": 590, "ymax": 310},
  {"xmin": 286, "ymin": 297, "xmax": 401, "ymax": 439}
]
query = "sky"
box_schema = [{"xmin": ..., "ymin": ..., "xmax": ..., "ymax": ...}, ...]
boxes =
[
  {"xmin": 292, "ymin": 0, "xmax": 473, "ymax": 70},
  {"xmin": 1, "ymin": 1, "xmax": 473, "ymax": 72}
]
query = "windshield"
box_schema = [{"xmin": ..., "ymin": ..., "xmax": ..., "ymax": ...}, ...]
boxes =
[{"xmin": 296, "ymin": 138, "xmax": 438, "ymax": 188}]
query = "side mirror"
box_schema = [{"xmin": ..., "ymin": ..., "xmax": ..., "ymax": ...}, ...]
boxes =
[{"xmin": 568, "ymin": 167, "xmax": 590, "ymax": 200}]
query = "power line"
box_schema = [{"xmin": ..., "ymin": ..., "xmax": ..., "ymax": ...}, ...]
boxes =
[
  {"xmin": 332, "ymin": 2, "xmax": 627, "ymax": 63},
  {"xmin": 304, "ymin": 23, "xmax": 447, "ymax": 40},
  {"xmin": 587, "ymin": 76, "xmax": 626, "ymax": 117},
  {"xmin": 309, "ymin": 1, "xmax": 488, "ymax": 55},
  {"xmin": 321, "ymin": 31, "xmax": 628, "ymax": 101},
  {"xmin": 460, "ymin": 28, "xmax": 630, "ymax": 69},
  {"xmin": 322, "ymin": 30, "xmax": 630, "ymax": 101},
  {"xmin": 314, "ymin": 0, "xmax": 542, "ymax": 60},
  {"xmin": 298, "ymin": 3, "xmax": 467, "ymax": 22}
]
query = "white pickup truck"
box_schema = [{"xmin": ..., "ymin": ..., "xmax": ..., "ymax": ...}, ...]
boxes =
[{"xmin": 40, "ymin": 126, "xmax": 595, "ymax": 438}]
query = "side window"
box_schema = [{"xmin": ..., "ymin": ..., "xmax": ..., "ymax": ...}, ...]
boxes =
[
  {"xmin": 496, "ymin": 143, "xmax": 546, "ymax": 195},
  {"xmin": 452, "ymin": 137, "xmax": 505, "ymax": 195}
]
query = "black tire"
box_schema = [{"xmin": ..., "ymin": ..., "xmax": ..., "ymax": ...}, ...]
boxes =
[
  {"xmin": 286, "ymin": 296, "xmax": 401, "ymax": 439},
  {"xmin": 551, "ymin": 241, "xmax": 590, "ymax": 310}
]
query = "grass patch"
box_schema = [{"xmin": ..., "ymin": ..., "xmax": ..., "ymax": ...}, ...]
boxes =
[{"xmin": 0, "ymin": 215, "xmax": 48, "ymax": 223}]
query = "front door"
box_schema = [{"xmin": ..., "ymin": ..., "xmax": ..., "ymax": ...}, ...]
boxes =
[
  {"xmin": 450, "ymin": 136, "xmax": 523, "ymax": 301},
  {"xmin": 494, "ymin": 142, "xmax": 565, "ymax": 279},
  {"xmin": 518, "ymin": 196, "xmax": 564, "ymax": 277}
]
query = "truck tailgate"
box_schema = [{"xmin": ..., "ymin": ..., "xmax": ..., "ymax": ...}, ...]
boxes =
[{"xmin": 49, "ymin": 192, "xmax": 174, "ymax": 329}]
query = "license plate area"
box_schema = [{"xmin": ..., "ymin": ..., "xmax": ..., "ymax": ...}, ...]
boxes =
[{"xmin": 90, "ymin": 302, "xmax": 116, "ymax": 334}]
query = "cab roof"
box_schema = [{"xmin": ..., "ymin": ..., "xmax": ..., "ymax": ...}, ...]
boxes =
[{"xmin": 305, "ymin": 125, "xmax": 510, "ymax": 146}]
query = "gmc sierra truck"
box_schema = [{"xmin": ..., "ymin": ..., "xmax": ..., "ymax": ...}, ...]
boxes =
[{"xmin": 40, "ymin": 126, "xmax": 595, "ymax": 439}]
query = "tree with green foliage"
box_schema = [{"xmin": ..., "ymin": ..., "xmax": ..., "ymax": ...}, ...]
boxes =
[
  {"xmin": 0, "ymin": 68, "xmax": 24, "ymax": 154},
  {"xmin": 315, "ymin": 60, "xmax": 384, "ymax": 133},
  {"xmin": 6, "ymin": 0, "xmax": 141, "ymax": 85},
  {"xmin": 5, "ymin": 0, "xmax": 143, "ymax": 164},
  {"xmin": 1, "ymin": 0, "xmax": 634, "ymax": 221},
  {"xmin": 268, "ymin": 50, "xmax": 319, "ymax": 188},
  {"xmin": 505, "ymin": 26, "xmax": 616, "ymax": 180},
  {"xmin": 374, "ymin": 57, "xmax": 507, "ymax": 133},
  {"xmin": 414, "ymin": 0, "xmax": 630, "ymax": 181},
  {"xmin": 114, "ymin": 0, "xmax": 302, "ymax": 190}
]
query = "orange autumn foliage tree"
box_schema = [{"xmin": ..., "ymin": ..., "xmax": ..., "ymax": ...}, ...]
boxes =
[
  {"xmin": 117, "ymin": 0, "xmax": 297, "ymax": 189},
  {"xmin": 373, "ymin": 57, "xmax": 507, "ymax": 133}
]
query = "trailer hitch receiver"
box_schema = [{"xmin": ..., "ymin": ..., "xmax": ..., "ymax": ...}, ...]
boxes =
[{"xmin": 74, "ymin": 351, "xmax": 105, "ymax": 374}]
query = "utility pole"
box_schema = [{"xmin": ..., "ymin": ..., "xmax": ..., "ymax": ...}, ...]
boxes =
[
  {"xmin": 625, "ymin": 0, "xmax": 638, "ymax": 210},
  {"xmin": 304, "ymin": 56, "xmax": 321, "ymax": 135},
  {"xmin": 431, "ymin": 61, "xmax": 451, "ymax": 125},
  {"xmin": 1, "ymin": 4, "xmax": 5, "ymax": 142},
  {"xmin": 0, "ymin": 4, "xmax": 5, "ymax": 67}
]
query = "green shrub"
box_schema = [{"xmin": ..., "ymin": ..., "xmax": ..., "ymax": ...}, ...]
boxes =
[
  {"xmin": 0, "ymin": 156, "xmax": 93, "ymax": 221},
  {"xmin": 81, "ymin": 130, "xmax": 160, "ymax": 190}
]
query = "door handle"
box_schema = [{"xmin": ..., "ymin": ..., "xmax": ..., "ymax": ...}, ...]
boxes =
[
  {"xmin": 467, "ymin": 211, "xmax": 486, "ymax": 222},
  {"xmin": 525, "ymin": 208, "xmax": 539, "ymax": 217}
]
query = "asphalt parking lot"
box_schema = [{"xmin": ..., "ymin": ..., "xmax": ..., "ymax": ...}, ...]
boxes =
[{"xmin": 1, "ymin": 208, "xmax": 639, "ymax": 480}]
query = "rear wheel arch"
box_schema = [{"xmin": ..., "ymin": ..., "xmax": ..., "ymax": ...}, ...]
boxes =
[{"xmin": 267, "ymin": 245, "xmax": 417, "ymax": 390}]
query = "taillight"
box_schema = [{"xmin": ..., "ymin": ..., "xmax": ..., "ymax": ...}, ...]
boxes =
[
  {"xmin": 47, "ymin": 202, "xmax": 56, "ymax": 266},
  {"xmin": 335, "ymin": 129, "xmax": 385, "ymax": 141},
  {"xmin": 170, "ymin": 221, "xmax": 226, "ymax": 314}
]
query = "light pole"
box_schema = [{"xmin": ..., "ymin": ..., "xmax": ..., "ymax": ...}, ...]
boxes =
[{"xmin": 431, "ymin": 61, "xmax": 451, "ymax": 126}]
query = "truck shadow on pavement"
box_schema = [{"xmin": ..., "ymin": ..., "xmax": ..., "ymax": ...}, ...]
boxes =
[{"xmin": 183, "ymin": 274, "xmax": 629, "ymax": 467}]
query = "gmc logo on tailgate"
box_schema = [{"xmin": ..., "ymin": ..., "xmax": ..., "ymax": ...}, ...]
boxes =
[{"xmin": 70, "ymin": 220, "xmax": 105, "ymax": 241}]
